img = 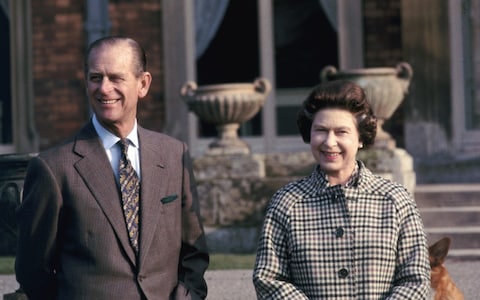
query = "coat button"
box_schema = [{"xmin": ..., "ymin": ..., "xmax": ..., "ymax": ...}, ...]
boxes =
[
  {"xmin": 333, "ymin": 193, "xmax": 339, "ymax": 202},
  {"xmin": 335, "ymin": 227, "xmax": 344, "ymax": 238},
  {"xmin": 338, "ymin": 268, "xmax": 349, "ymax": 278}
]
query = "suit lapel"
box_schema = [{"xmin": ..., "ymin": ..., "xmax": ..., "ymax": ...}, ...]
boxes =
[
  {"xmin": 73, "ymin": 122, "xmax": 137, "ymax": 265},
  {"xmin": 137, "ymin": 128, "xmax": 168, "ymax": 267}
]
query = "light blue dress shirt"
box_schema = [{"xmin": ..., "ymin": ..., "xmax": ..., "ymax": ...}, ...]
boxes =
[{"xmin": 92, "ymin": 115, "xmax": 141, "ymax": 181}]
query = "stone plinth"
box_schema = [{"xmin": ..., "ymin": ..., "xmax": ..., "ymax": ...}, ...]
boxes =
[
  {"xmin": 193, "ymin": 154, "xmax": 300, "ymax": 253},
  {"xmin": 357, "ymin": 147, "xmax": 416, "ymax": 193}
]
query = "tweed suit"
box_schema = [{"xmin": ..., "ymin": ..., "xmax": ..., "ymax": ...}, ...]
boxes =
[{"xmin": 15, "ymin": 121, "xmax": 209, "ymax": 300}]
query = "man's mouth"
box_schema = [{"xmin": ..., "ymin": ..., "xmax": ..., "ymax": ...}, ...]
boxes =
[{"xmin": 98, "ymin": 98, "xmax": 119, "ymax": 104}]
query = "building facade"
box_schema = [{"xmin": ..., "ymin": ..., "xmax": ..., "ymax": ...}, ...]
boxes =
[{"xmin": 1, "ymin": 0, "xmax": 479, "ymax": 183}]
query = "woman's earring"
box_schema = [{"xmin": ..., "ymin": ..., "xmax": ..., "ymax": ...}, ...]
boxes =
[{"xmin": 359, "ymin": 143, "xmax": 364, "ymax": 149}]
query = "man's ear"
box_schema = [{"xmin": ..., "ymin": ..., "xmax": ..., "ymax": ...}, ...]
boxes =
[{"xmin": 138, "ymin": 71, "xmax": 152, "ymax": 98}]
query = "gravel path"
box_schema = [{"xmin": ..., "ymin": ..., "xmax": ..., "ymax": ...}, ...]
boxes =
[{"xmin": 2, "ymin": 260, "xmax": 478, "ymax": 299}]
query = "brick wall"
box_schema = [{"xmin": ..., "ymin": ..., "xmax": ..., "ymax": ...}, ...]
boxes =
[
  {"xmin": 32, "ymin": 0, "xmax": 164, "ymax": 150},
  {"xmin": 109, "ymin": 0, "xmax": 164, "ymax": 134},
  {"xmin": 32, "ymin": 0, "xmax": 86, "ymax": 149},
  {"xmin": 363, "ymin": 0, "xmax": 403, "ymax": 67},
  {"xmin": 363, "ymin": 0, "xmax": 405, "ymax": 147}
]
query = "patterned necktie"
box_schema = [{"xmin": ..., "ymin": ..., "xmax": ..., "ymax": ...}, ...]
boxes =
[{"xmin": 118, "ymin": 138, "xmax": 140, "ymax": 253}]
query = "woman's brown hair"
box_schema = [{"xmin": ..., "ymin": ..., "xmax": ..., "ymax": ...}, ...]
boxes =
[{"xmin": 297, "ymin": 80, "xmax": 377, "ymax": 146}]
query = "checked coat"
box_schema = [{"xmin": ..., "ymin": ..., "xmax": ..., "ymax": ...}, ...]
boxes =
[{"xmin": 253, "ymin": 161, "xmax": 430, "ymax": 299}]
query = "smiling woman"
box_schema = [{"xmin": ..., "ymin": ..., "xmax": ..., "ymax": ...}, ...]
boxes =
[{"xmin": 253, "ymin": 80, "xmax": 430, "ymax": 299}]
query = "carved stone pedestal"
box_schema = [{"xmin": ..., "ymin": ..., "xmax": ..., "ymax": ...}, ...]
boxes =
[
  {"xmin": 357, "ymin": 147, "xmax": 416, "ymax": 193},
  {"xmin": 193, "ymin": 154, "xmax": 269, "ymax": 253}
]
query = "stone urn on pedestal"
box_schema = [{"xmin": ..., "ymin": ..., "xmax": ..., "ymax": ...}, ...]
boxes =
[
  {"xmin": 180, "ymin": 77, "xmax": 271, "ymax": 155},
  {"xmin": 180, "ymin": 78, "xmax": 271, "ymax": 252},
  {"xmin": 320, "ymin": 62, "xmax": 416, "ymax": 192},
  {"xmin": 320, "ymin": 62, "xmax": 413, "ymax": 149}
]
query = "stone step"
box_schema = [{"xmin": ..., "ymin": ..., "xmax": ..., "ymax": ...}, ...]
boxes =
[
  {"xmin": 415, "ymin": 185, "xmax": 480, "ymax": 259},
  {"xmin": 414, "ymin": 184, "xmax": 480, "ymax": 207},
  {"xmin": 426, "ymin": 227, "xmax": 480, "ymax": 259},
  {"xmin": 419, "ymin": 207, "xmax": 480, "ymax": 227},
  {"xmin": 447, "ymin": 248, "xmax": 480, "ymax": 259}
]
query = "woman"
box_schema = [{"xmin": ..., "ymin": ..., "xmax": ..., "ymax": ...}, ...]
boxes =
[{"xmin": 253, "ymin": 80, "xmax": 430, "ymax": 299}]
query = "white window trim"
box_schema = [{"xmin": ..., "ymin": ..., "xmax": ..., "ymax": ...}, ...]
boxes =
[
  {"xmin": 8, "ymin": 0, "xmax": 37, "ymax": 154},
  {"xmin": 449, "ymin": 0, "xmax": 480, "ymax": 155}
]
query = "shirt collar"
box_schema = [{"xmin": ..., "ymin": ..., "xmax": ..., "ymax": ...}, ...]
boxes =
[{"xmin": 92, "ymin": 114, "xmax": 139, "ymax": 150}]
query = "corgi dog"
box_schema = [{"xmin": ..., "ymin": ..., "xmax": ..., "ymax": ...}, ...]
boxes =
[{"xmin": 428, "ymin": 237, "xmax": 464, "ymax": 300}]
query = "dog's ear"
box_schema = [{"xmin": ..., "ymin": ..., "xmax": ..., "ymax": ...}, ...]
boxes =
[{"xmin": 429, "ymin": 237, "xmax": 451, "ymax": 267}]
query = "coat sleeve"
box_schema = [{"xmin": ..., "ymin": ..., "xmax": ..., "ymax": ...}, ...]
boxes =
[
  {"xmin": 253, "ymin": 196, "xmax": 309, "ymax": 300},
  {"xmin": 176, "ymin": 144, "xmax": 209, "ymax": 299},
  {"xmin": 386, "ymin": 188, "xmax": 431, "ymax": 299},
  {"xmin": 15, "ymin": 156, "xmax": 60, "ymax": 300}
]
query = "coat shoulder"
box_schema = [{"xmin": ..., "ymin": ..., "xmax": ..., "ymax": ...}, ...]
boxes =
[{"xmin": 139, "ymin": 127, "xmax": 185, "ymax": 148}]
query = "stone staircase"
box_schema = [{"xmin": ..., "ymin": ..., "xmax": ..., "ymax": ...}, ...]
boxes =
[{"xmin": 415, "ymin": 184, "xmax": 480, "ymax": 259}]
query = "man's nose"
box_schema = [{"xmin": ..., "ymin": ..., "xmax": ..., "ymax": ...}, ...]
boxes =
[{"xmin": 99, "ymin": 78, "xmax": 113, "ymax": 93}]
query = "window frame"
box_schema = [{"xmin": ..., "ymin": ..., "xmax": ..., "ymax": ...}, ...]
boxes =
[
  {"xmin": 163, "ymin": 0, "xmax": 363, "ymax": 157},
  {"xmin": 450, "ymin": 0, "xmax": 480, "ymax": 155}
]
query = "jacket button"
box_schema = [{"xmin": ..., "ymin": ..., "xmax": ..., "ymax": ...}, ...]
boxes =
[
  {"xmin": 338, "ymin": 268, "xmax": 349, "ymax": 278},
  {"xmin": 335, "ymin": 227, "xmax": 344, "ymax": 238}
]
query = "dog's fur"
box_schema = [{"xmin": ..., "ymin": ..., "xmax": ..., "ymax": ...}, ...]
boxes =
[{"xmin": 428, "ymin": 237, "xmax": 464, "ymax": 300}]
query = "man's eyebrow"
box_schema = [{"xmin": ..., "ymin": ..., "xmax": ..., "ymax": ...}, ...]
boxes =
[{"xmin": 88, "ymin": 70, "xmax": 127, "ymax": 78}]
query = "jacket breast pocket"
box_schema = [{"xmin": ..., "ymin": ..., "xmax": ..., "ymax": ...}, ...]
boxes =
[{"xmin": 160, "ymin": 194, "xmax": 178, "ymax": 204}]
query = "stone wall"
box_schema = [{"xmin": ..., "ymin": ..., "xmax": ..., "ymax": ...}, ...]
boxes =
[
  {"xmin": 0, "ymin": 152, "xmax": 317, "ymax": 255},
  {"xmin": 0, "ymin": 148, "xmax": 415, "ymax": 254},
  {"xmin": 193, "ymin": 152, "xmax": 317, "ymax": 253}
]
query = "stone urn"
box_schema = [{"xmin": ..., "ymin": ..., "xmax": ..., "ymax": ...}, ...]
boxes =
[
  {"xmin": 180, "ymin": 78, "xmax": 271, "ymax": 155},
  {"xmin": 320, "ymin": 62, "xmax": 413, "ymax": 149}
]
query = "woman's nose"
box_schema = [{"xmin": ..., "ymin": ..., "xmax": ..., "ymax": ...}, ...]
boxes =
[{"xmin": 324, "ymin": 131, "xmax": 337, "ymax": 146}]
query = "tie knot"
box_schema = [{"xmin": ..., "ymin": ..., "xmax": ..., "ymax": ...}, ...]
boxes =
[{"xmin": 119, "ymin": 138, "xmax": 130, "ymax": 156}]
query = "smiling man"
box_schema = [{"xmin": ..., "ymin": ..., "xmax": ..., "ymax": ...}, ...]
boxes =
[
  {"xmin": 253, "ymin": 80, "xmax": 430, "ymax": 299},
  {"xmin": 15, "ymin": 36, "xmax": 209, "ymax": 300}
]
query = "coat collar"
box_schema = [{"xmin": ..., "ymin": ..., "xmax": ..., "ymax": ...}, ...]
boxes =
[{"xmin": 309, "ymin": 160, "xmax": 381, "ymax": 197}]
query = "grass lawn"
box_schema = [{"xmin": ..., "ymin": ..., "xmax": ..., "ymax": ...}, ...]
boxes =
[
  {"xmin": 0, "ymin": 254, "xmax": 256, "ymax": 274},
  {"xmin": 0, "ymin": 256, "xmax": 15, "ymax": 274},
  {"xmin": 208, "ymin": 253, "xmax": 256, "ymax": 270}
]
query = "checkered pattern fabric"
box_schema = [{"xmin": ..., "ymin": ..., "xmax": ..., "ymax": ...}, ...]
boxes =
[
  {"xmin": 119, "ymin": 138, "xmax": 140, "ymax": 253},
  {"xmin": 253, "ymin": 161, "xmax": 430, "ymax": 299}
]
